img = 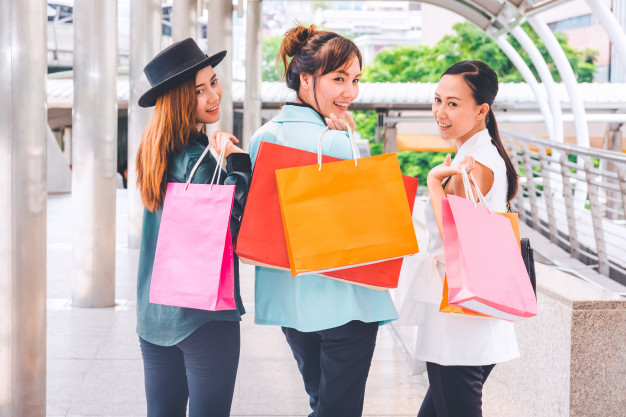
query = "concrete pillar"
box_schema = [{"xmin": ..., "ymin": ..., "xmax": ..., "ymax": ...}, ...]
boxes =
[
  {"xmin": 63, "ymin": 127, "xmax": 72, "ymax": 166},
  {"xmin": 243, "ymin": 0, "xmax": 263, "ymax": 150},
  {"xmin": 128, "ymin": 0, "xmax": 161, "ymax": 248},
  {"xmin": 383, "ymin": 121, "xmax": 398, "ymax": 154},
  {"xmin": 0, "ymin": 1, "xmax": 48, "ymax": 416},
  {"xmin": 72, "ymin": 0, "xmax": 118, "ymax": 307},
  {"xmin": 208, "ymin": 0, "xmax": 233, "ymax": 133},
  {"xmin": 173, "ymin": 0, "xmax": 197, "ymax": 42}
]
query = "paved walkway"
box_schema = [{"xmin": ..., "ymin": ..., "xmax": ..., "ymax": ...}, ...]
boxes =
[{"xmin": 47, "ymin": 191, "xmax": 429, "ymax": 417}]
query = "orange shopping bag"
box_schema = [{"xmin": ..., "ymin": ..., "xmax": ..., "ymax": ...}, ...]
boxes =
[
  {"xmin": 275, "ymin": 127, "xmax": 419, "ymax": 277},
  {"xmin": 235, "ymin": 139, "xmax": 419, "ymax": 289}
]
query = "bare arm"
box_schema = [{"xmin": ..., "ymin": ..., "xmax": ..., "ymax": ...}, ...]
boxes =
[{"xmin": 427, "ymin": 155, "xmax": 494, "ymax": 239}]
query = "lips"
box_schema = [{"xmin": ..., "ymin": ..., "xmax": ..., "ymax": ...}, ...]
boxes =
[
  {"xmin": 207, "ymin": 105, "xmax": 219, "ymax": 113},
  {"xmin": 438, "ymin": 122, "xmax": 451, "ymax": 128},
  {"xmin": 333, "ymin": 101, "xmax": 349, "ymax": 109}
]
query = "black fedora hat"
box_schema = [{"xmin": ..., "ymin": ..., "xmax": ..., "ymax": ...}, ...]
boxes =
[{"xmin": 139, "ymin": 37, "xmax": 226, "ymax": 108}]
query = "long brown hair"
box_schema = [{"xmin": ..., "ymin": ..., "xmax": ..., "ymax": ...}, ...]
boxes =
[
  {"xmin": 279, "ymin": 24, "xmax": 362, "ymax": 110},
  {"xmin": 442, "ymin": 60, "xmax": 518, "ymax": 202},
  {"xmin": 136, "ymin": 76, "xmax": 198, "ymax": 212}
]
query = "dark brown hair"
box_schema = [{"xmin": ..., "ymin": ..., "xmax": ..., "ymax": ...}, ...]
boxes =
[
  {"xmin": 279, "ymin": 24, "xmax": 362, "ymax": 110},
  {"xmin": 442, "ymin": 60, "xmax": 518, "ymax": 202},
  {"xmin": 136, "ymin": 76, "xmax": 198, "ymax": 212}
]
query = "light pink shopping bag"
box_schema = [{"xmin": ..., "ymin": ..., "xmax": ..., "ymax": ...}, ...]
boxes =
[
  {"xmin": 441, "ymin": 173, "xmax": 537, "ymax": 321},
  {"xmin": 150, "ymin": 142, "xmax": 237, "ymax": 311}
]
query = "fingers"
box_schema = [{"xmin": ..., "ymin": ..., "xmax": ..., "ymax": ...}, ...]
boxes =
[
  {"xmin": 211, "ymin": 131, "xmax": 239, "ymax": 149},
  {"xmin": 443, "ymin": 153, "xmax": 452, "ymax": 166},
  {"xmin": 345, "ymin": 112, "xmax": 356, "ymax": 132},
  {"xmin": 325, "ymin": 113, "xmax": 350, "ymax": 132},
  {"xmin": 208, "ymin": 129, "xmax": 220, "ymax": 149},
  {"xmin": 461, "ymin": 155, "xmax": 475, "ymax": 172}
]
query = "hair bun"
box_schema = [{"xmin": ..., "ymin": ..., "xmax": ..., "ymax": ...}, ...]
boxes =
[{"xmin": 281, "ymin": 24, "xmax": 317, "ymax": 58}]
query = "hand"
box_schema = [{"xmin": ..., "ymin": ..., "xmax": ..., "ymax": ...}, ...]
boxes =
[
  {"xmin": 427, "ymin": 154, "xmax": 475, "ymax": 186},
  {"xmin": 325, "ymin": 112, "xmax": 356, "ymax": 133},
  {"xmin": 209, "ymin": 130, "xmax": 245, "ymax": 157}
]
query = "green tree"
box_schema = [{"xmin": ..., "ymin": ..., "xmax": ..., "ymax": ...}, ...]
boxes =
[
  {"xmin": 263, "ymin": 35, "xmax": 284, "ymax": 82},
  {"xmin": 363, "ymin": 22, "xmax": 598, "ymax": 84},
  {"xmin": 358, "ymin": 22, "xmax": 597, "ymax": 179}
]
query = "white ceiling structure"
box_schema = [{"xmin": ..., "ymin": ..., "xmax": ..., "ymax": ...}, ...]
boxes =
[{"xmin": 410, "ymin": 0, "xmax": 626, "ymax": 146}]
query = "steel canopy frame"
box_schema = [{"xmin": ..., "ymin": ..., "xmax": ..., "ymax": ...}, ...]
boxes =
[
  {"xmin": 420, "ymin": 0, "xmax": 560, "ymax": 138},
  {"xmin": 528, "ymin": 15, "xmax": 590, "ymax": 147},
  {"xmin": 418, "ymin": 0, "xmax": 625, "ymax": 147},
  {"xmin": 508, "ymin": 24, "xmax": 564, "ymax": 142},
  {"xmin": 493, "ymin": 35, "xmax": 555, "ymax": 140},
  {"xmin": 585, "ymin": 0, "xmax": 626, "ymax": 81}
]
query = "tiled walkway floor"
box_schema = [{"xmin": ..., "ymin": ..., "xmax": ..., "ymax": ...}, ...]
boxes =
[{"xmin": 46, "ymin": 191, "xmax": 428, "ymax": 417}]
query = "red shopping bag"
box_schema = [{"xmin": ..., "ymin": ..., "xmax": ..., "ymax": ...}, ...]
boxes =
[
  {"xmin": 236, "ymin": 140, "xmax": 419, "ymax": 289},
  {"xmin": 150, "ymin": 142, "xmax": 236, "ymax": 311},
  {"xmin": 441, "ymin": 171, "xmax": 537, "ymax": 321}
]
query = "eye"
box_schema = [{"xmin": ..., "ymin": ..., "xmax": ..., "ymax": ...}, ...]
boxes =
[
  {"xmin": 211, "ymin": 78, "xmax": 219, "ymax": 86},
  {"xmin": 353, "ymin": 78, "xmax": 360, "ymax": 84},
  {"xmin": 448, "ymin": 102, "xmax": 457, "ymax": 107},
  {"xmin": 434, "ymin": 97, "xmax": 441, "ymax": 103},
  {"xmin": 334, "ymin": 77, "xmax": 344, "ymax": 82},
  {"xmin": 196, "ymin": 89, "xmax": 204, "ymax": 95}
]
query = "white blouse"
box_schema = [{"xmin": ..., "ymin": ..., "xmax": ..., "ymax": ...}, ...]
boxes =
[{"xmin": 400, "ymin": 129, "xmax": 519, "ymax": 366}]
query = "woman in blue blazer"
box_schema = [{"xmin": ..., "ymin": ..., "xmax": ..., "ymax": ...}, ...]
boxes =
[{"xmin": 247, "ymin": 25, "xmax": 398, "ymax": 417}]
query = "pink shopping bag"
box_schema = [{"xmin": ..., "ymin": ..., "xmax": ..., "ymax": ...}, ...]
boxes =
[
  {"xmin": 150, "ymin": 142, "xmax": 237, "ymax": 311},
  {"xmin": 441, "ymin": 171, "xmax": 537, "ymax": 321}
]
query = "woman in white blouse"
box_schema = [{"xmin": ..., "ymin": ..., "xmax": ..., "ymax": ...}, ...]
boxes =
[{"xmin": 404, "ymin": 60, "xmax": 520, "ymax": 417}]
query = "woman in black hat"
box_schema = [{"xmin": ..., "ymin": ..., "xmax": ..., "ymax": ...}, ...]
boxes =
[{"xmin": 135, "ymin": 38, "xmax": 251, "ymax": 417}]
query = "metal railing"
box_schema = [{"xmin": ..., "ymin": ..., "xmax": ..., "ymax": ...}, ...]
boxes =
[{"xmin": 502, "ymin": 132, "xmax": 626, "ymax": 285}]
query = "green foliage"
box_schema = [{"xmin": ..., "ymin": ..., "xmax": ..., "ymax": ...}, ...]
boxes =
[
  {"xmin": 312, "ymin": 1, "xmax": 329, "ymax": 11},
  {"xmin": 262, "ymin": 35, "xmax": 284, "ymax": 82},
  {"xmin": 396, "ymin": 151, "xmax": 450, "ymax": 181},
  {"xmin": 352, "ymin": 109, "xmax": 382, "ymax": 156},
  {"xmin": 362, "ymin": 22, "xmax": 598, "ymax": 84},
  {"xmin": 353, "ymin": 110, "xmax": 376, "ymax": 140}
]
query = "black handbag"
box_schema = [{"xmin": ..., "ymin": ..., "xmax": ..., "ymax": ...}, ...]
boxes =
[{"xmin": 521, "ymin": 238, "xmax": 537, "ymax": 297}]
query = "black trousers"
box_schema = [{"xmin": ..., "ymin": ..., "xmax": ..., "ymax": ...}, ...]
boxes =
[
  {"xmin": 282, "ymin": 320, "xmax": 379, "ymax": 417},
  {"xmin": 139, "ymin": 321, "xmax": 240, "ymax": 417},
  {"xmin": 417, "ymin": 362, "xmax": 495, "ymax": 417}
]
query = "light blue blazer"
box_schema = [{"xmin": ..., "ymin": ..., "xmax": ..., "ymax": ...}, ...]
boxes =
[{"xmin": 248, "ymin": 104, "xmax": 398, "ymax": 332}]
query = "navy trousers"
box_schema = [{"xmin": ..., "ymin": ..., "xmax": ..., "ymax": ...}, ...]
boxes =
[
  {"xmin": 417, "ymin": 362, "xmax": 496, "ymax": 417},
  {"xmin": 139, "ymin": 320, "xmax": 240, "ymax": 417},
  {"xmin": 282, "ymin": 320, "xmax": 379, "ymax": 417}
]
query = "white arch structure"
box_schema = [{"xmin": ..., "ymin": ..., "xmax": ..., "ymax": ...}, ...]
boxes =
[{"xmin": 419, "ymin": 0, "xmax": 626, "ymax": 147}]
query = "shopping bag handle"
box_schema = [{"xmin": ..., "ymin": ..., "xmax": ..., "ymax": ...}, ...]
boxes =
[
  {"xmin": 185, "ymin": 138, "xmax": 229, "ymax": 191},
  {"xmin": 460, "ymin": 166, "xmax": 492, "ymax": 214},
  {"xmin": 316, "ymin": 126, "xmax": 359, "ymax": 171}
]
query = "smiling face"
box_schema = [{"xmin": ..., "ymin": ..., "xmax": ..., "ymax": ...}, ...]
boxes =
[
  {"xmin": 299, "ymin": 55, "xmax": 361, "ymax": 119},
  {"xmin": 194, "ymin": 65, "xmax": 222, "ymax": 126},
  {"xmin": 432, "ymin": 74, "xmax": 489, "ymax": 147}
]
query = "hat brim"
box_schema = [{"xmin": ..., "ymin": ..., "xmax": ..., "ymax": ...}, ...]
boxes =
[{"xmin": 138, "ymin": 50, "xmax": 227, "ymax": 108}]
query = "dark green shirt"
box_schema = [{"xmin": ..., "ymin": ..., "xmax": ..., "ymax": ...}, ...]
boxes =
[{"xmin": 136, "ymin": 132, "xmax": 252, "ymax": 346}]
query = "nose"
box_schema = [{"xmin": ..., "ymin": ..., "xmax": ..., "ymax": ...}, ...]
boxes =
[
  {"xmin": 344, "ymin": 82, "xmax": 358, "ymax": 101},
  {"xmin": 433, "ymin": 102, "xmax": 445, "ymax": 119},
  {"xmin": 207, "ymin": 84, "xmax": 222, "ymax": 104}
]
